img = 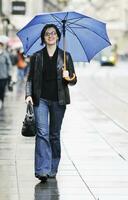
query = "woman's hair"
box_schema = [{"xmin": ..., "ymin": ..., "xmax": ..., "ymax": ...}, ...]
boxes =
[{"xmin": 41, "ymin": 24, "xmax": 61, "ymax": 45}]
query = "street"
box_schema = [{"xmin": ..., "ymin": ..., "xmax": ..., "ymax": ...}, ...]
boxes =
[{"xmin": 1, "ymin": 60, "xmax": 128, "ymax": 200}]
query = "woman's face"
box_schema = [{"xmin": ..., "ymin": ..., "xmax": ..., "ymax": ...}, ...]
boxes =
[{"xmin": 44, "ymin": 27, "xmax": 58, "ymax": 46}]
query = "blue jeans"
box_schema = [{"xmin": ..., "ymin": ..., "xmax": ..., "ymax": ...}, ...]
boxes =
[{"xmin": 34, "ymin": 98, "xmax": 66, "ymax": 176}]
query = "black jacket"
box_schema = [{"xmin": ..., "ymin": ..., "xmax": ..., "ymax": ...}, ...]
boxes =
[{"xmin": 26, "ymin": 48, "xmax": 77, "ymax": 106}]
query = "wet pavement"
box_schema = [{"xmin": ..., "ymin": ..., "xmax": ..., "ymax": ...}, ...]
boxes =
[{"xmin": 1, "ymin": 61, "xmax": 128, "ymax": 200}]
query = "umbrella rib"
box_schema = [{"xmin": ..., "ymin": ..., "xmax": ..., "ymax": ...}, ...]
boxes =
[
  {"xmin": 51, "ymin": 14, "xmax": 62, "ymax": 26},
  {"xmin": 51, "ymin": 12, "xmax": 69, "ymax": 22},
  {"xmin": 67, "ymin": 22, "xmax": 111, "ymax": 44},
  {"xmin": 66, "ymin": 24, "xmax": 90, "ymax": 62},
  {"xmin": 51, "ymin": 13, "xmax": 83, "ymax": 26},
  {"xmin": 64, "ymin": 12, "xmax": 69, "ymax": 20},
  {"xmin": 67, "ymin": 17, "xmax": 85, "ymax": 25}
]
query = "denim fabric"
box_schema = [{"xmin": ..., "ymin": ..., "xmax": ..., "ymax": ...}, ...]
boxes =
[{"xmin": 34, "ymin": 98, "xmax": 66, "ymax": 176}]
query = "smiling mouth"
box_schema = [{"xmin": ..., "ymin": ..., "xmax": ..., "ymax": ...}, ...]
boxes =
[{"xmin": 48, "ymin": 39, "xmax": 55, "ymax": 41}]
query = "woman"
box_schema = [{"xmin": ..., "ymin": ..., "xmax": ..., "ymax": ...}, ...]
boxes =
[{"xmin": 25, "ymin": 24, "xmax": 77, "ymax": 182}]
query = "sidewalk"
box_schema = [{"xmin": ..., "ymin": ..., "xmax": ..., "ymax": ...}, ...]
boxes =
[
  {"xmin": 1, "ymin": 63, "xmax": 128, "ymax": 200},
  {"xmin": 0, "ymin": 81, "xmax": 97, "ymax": 200}
]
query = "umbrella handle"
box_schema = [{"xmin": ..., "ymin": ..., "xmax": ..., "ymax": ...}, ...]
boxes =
[
  {"xmin": 63, "ymin": 63, "xmax": 76, "ymax": 81},
  {"xmin": 63, "ymin": 51, "xmax": 76, "ymax": 81},
  {"xmin": 63, "ymin": 72, "xmax": 76, "ymax": 81}
]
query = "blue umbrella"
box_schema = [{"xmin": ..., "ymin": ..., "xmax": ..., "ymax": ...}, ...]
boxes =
[{"xmin": 17, "ymin": 11, "xmax": 111, "ymax": 62}]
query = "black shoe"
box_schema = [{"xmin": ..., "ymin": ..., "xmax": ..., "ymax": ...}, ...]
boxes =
[
  {"xmin": 40, "ymin": 176, "xmax": 47, "ymax": 183},
  {"xmin": 35, "ymin": 174, "xmax": 48, "ymax": 183}
]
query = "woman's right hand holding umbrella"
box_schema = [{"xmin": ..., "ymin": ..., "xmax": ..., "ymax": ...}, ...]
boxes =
[{"xmin": 62, "ymin": 69, "xmax": 69, "ymax": 78}]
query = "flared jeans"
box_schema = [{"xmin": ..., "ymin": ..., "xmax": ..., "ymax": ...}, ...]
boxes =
[{"xmin": 34, "ymin": 98, "xmax": 66, "ymax": 176}]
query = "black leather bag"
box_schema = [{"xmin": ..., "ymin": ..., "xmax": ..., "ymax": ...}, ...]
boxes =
[{"xmin": 21, "ymin": 102, "xmax": 36, "ymax": 137}]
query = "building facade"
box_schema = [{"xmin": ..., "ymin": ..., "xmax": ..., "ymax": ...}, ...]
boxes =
[
  {"xmin": 0, "ymin": 0, "xmax": 44, "ymax": 35},
  {"xmin": 0, "ymin": 0, "xmax": 68, "ymax": 35}
]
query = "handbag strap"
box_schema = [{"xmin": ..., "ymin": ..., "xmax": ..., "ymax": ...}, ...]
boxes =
[{"xmin": 26, "ymin": 101, "xmax": 34, "ymax": 115}]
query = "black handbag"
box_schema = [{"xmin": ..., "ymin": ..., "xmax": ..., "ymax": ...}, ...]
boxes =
[{"xmin": 21, "ymin": 101, "xmax": 36, "ymax": 137}]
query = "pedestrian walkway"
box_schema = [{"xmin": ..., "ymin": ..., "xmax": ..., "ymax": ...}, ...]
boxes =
[
  {"xmin": 1, "ymin": 63, "xmax": 128, "ymax": 200},
  {"xmin": 0, "ymin": 81, "xmax": 97, "ymax": 200}
]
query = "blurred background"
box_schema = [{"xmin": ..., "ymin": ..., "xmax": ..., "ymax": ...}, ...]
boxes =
[{"xmin": 0, "ymin": 0, "xmax": 128, "ymax": 60}]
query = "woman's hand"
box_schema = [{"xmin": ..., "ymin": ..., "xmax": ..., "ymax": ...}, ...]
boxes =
[
  {"xmin": 25, "ymin": 96, "xmax": 33, "ymax": 105},
  {"xmin": 62, "ymin": 69, "xmax": 69, "ymax": 78}
]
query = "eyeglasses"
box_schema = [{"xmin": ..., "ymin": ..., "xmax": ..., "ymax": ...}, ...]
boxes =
[{"xmin": 44, "ymin": 31, "xmax": 57, "ymax": 37}]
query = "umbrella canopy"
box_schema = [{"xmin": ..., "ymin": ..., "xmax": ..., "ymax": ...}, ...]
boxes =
[{"xmin": 17, "ymin": 11, "xmax": 111, "ymax": 62}]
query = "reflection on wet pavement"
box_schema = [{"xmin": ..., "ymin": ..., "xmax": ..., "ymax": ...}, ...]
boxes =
[{"xmin": 34, "ymin": 179, "xmax": 59, "ymax": 200}]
